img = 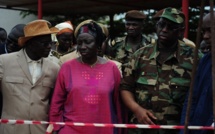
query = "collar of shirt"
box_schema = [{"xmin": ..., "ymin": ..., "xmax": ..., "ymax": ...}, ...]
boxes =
[
  {"xmin": 149, "ymin": 40, "xmax": 181, "ymax": 63},
  {"xmin": 124, "ymin": 35, "xmax": 148, "ymax": 53},
  {"xmin": 24, "ymin": 49, "xmax": 43, "ymax": 63}
]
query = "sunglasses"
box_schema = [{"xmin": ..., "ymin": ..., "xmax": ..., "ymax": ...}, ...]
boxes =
[{"xmin": 156, "ymin": 21, "xmax": 182, "ymax": 31}]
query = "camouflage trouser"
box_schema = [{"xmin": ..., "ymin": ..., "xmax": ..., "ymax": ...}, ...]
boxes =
[{"xmin": 127, "ymin": 128, "xmax": 179, "ymax": 134}]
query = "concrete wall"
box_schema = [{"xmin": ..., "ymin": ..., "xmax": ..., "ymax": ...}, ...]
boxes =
[{"xmin": 0, "ymin": 8, "xmax": 37, "ymax": 34}]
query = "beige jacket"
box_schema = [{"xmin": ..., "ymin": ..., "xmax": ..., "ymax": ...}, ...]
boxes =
[{"xmin": 0, "ymin": 49, "xmax": 59, "ymax": 134}]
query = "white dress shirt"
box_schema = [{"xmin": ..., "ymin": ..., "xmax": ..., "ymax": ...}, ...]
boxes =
[{"xmin": 24, "ymin": 50, "xmax": 42, "ymax": 84}]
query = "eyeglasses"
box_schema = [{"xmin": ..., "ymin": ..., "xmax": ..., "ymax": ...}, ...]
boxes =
[
  {"xmin": 156, "ymin": 21, "xmax": 182, "ymax": 31},
  {"xmin": 35, "ymin": 40, "xmax": 54, "ymax": 46}
]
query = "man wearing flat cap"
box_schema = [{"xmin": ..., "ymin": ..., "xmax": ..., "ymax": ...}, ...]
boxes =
[
  {"xmin": 120, "ymin": 7, "xmax": 202, "ymax": 134},
  {"xmin": 0, "ymin": 20, "xmax": 60, "ymax": 134},
  {"xmin": 108, "ymin": 10, "xmax": 153, "ymax": 74}
]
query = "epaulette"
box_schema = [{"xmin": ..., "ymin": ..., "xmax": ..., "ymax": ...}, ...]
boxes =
[
  {"xmin": 178, "ymin": 40, "xmax": 193, "ymax": 55},
  {"xmin": 178, "ymin": 40, "xmax": 186, "ymax": 46},
  {"xmin": 108, "ymin": 37, "xmax": 124, "ymax": 47},
  {"xmin": 143, "ymin": 34, "xmax": 156, "ymax": 45},
  {"xmin": 143, "ymin": 34, "xmax": 151, "ymax": 43},
  {"xmin": 51, "ymin": 50, "xmax": 62, "ymax": 59},
  {"xmin": 183, "ymin": 38, "xmax": 196, "ymax": 48},
  {"xmin": 150, "ymin": 38, "xmax": 156, "ymax": 45},
  {"xmin": 115, "ymin": 37, "xmax": 124, "ymax": 43},
  {"xmin": 107, "ymin": 39, "xmax": 115, "ymax": 47}
]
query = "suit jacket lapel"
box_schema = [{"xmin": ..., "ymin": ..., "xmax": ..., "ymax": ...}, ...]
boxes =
[{"xmin": 17, "ymin": 49, "xmax": 33, "ymax": 84}]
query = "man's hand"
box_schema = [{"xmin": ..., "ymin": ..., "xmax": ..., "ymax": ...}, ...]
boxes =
[{"xmin": 133, "ymin": 106, "xmax": 157, "ymax": 125}]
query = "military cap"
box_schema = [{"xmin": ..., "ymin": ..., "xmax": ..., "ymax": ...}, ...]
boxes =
[
  {"xmin": 125, "ymin": 10, "xmax": 146, "ymax": 20},
  {"xmin": 160, "ymin": 7, "xmax": 184, "ymax": 24}
]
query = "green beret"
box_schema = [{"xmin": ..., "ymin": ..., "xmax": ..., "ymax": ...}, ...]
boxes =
[
  {"xmin": 160, "ymin": 7, "xmax": 184, "ymax": 24},
  {"xmin": 125, "ymin": 10, "xmax": 146, "ymax": 20}
]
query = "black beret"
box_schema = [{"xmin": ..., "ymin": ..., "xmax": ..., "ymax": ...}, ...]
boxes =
[{"xmin": 125, "ymin": 10, "xmax": 146, "ymax": 20}]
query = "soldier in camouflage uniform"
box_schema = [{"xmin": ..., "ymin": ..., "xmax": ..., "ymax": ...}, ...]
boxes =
[
  {"xmin": 120, "ymin": 7, "xmax": 203, "ymax": 134},
  {"xmin": 108, "ymin": 10, "xmax": 153, "ymax": 73}
]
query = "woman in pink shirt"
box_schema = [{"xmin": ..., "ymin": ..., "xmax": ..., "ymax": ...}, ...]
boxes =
[{"xmin": 49, "ymin": 20, "xmax": 122, "ymax": 134}]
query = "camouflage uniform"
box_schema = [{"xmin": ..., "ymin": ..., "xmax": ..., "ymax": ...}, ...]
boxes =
[
  {"xmin": 110, "ymin": 35, "xmax": 154, "ymax": 72},
  {"xmin": 120, "ymin": 40, "xmax": 203, "ymax": 134},
  {"xmin": 49, "ymin": 48, "xmax": 76, "ymax": 65}
]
